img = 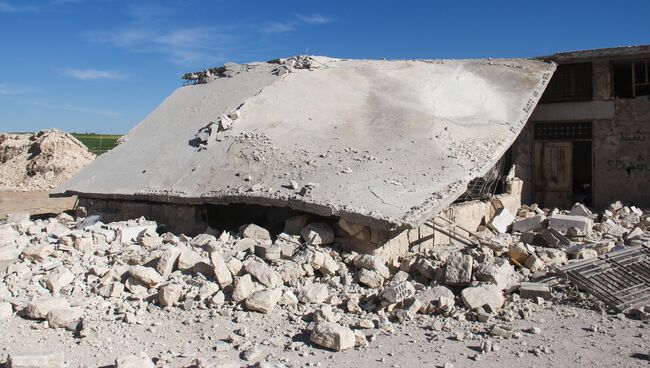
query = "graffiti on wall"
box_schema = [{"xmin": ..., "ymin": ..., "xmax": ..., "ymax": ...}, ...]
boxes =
[{"xmin": 607, "ymin": 154, "xmax": 649, "ymax": 176}]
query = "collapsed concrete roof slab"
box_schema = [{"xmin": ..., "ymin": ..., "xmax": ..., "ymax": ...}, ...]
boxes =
[{"xmin": 52, "ymin": 56, "xmax": 555, "ymax": 230}]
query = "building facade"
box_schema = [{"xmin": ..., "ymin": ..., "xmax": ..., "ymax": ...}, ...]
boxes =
[{"xmin": 512, "ymin": 45, "xmax": 650, "ymax": 209}]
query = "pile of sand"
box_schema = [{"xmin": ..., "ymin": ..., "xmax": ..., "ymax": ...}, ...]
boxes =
[{"xmin": 0, "ymin": 129, "xmax": 95, "ymax": 191}]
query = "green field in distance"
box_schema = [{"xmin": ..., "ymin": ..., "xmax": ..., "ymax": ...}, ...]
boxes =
[{"xmin": 71, "ymin": 133, "xmax": 122, "ymax": 155}]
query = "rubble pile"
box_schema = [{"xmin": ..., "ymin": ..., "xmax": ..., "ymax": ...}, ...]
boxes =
[
  {"xmin": 0, "ymin": 200, "xmax": 648, "ymax": 366},
  {"xmin": 0, "ymin": 130, "xmax": 95, "ymax": 191}
]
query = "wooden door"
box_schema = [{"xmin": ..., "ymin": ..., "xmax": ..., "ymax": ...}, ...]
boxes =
[{"xmin": 534, "ymin": 142, "xmax": 572, "ymax": 208}]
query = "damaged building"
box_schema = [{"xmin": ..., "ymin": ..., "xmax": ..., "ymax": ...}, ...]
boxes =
[
  {"xmin": 512, "ymin": 44, "xmax": 650, "ymax": 209},
  {"xmin": 52, "ymin": 56, "xmax": 554, "ymax": 260}
]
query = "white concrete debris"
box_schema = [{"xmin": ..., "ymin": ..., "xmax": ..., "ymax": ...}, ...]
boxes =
[
  {"xmin": 309, "ymin": 322, "xmax": 356, "ymax": 351},
  {"xmin": 7, "ymin": 352, "xmax": 65, "ymax": 368},
  {"xmin": 115, "ymin": 352, "xmax": 155, "ymax": 368},
  {"xmin": 1, "ymin": 198, "xmax": 648, "ymax": 366}
]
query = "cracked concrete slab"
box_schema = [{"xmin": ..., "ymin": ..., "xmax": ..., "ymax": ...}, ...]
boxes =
[{"xmin": 52, "ymin": 56, "xmax": 555, "ymax": 230}]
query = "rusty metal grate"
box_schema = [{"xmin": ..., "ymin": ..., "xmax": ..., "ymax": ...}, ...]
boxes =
[{"xmin": 559, "ymin": 246, "xmax": 650, "ymax": 311}]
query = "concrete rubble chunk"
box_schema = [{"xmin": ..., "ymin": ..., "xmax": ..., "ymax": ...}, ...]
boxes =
[
  {"xmin": 309, "ymin": 322, "xmax": 356, "ymax": 351},
  {"xmin": 415, "ymin": 286, "xmax": 455, "ymax": 312},
  {"xmin": 357, "ymin": 268, "xmax": 384, "ymax": 288},
  {"xmin": 241, "ymin": 224, "xmax": 271, "ymax": 241},
  {"xmin": 6, "ymin": 212, "xmax": 30, "ymax": 224},
  {"xmin": 190, "ymin": 233, "xmax": 216, "ymax": 247},
  {"xmin": 301, "ymin": 223, "xmax": 335, "ymax": 245},
  {"xmin": 128, "ymin": 266, "xmax": 163, "ymax": 288},
  {"xmin": 118, "ymin": 224, "xmax": 157, "ymax": 244},
  {"xmin": 489, "ymin": 209, "xmax": 515, "ymax": 234},
  {"xmin": 156, "ymin": 247, "xmax": 182, "ymax": 277},
  {"xmin": 232, "ymin": 274, "xmax": 255, "ymax": 303},
  {"xmin": 46, "ymin": 307, "xmax": 82, "ymax": 329},
  {"xmin": 177, "ymin": 249, "xmax": 203, "ymax": 271},
  {"xmin": 548, "ymin": 214, "xmax": 592, "ymax": 234},
  {"xmin": 22, "ymin": 244, "xmax": 54, "ymax": 262},
  {"xmin": 474, "ymin": 258, "xmax": 515, "ymax": 290},
  {"xmin": 209, "ymin": 251, "xmax": 233, "ymax": 287},
  {"xmin": 45, "ymin": 267, "xmax": 75, "ymax": 293},
  {"xmin": 382, "ymin": 281, "xmax": 416, "ymax": 303},
  {"xmin": 353, "ymin": 254, "xmax": 390, "ymax": 279},
  {"xmin": 244, "ymin": 260, "xmax": 282, "ymax": 288},
  {"xmin": 461, "ymin": 284, "xmax": 504, "ymax": 310},
  {"xmin": 444, "ymin": 253, "xmax": 473, "ymax": 286},
  {"xmin": 24, "ymin": 297, "xmax": 70, "ymax": 320},
  {"xmin": 519, "ymin": 282, "xmax": 552, "ymax": 300},
  {"xmin": 255, "ymin": 244, "xmax": 281, "ymax": 262},
  {"xmin": 115, "ymin": 351, "xmax": 155, "ymax": 368},
  {"xmin": 158, "ymin": 284, "xmax": 183, "ymax": 307},
  {"xmin": 245, "ymin": 289, "xmax": 282, "ymax": 313},
  {"xmin": 569, "ymin": 203, "xmax": 592, "ymax": 217},
  {"xmin": 7, "ymin": 352, "xmax": 65, "ymax": 368},
  {"xmin": 512, "ymin": 215, "xmax": 546, "ymax": 233},
  {"xmin": 298, "ymin": 283, "xmax": 329, "ymax": 304}
]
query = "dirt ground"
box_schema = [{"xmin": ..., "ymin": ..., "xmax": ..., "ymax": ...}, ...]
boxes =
[
  {"xmin": 0, "ymin": 301, "xmax": 647, "ymax": 367},
  {"xmin": 0, "ymin": 191, "xmax": 76, "ymax": 218}
]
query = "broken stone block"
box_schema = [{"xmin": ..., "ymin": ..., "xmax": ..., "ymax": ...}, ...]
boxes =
[
  {"xmin": 461, "ymin": 284, "xmax": 504, "ymax": 310},
  {"xmin": 254, "ymin": 244, "xmax": 281, "ymax": 262},
  {"xmin": 45, "ymin": 268, "xmax": 74, "ymax": 293},
  {"xmin": 474, "ymin": 258, "xmax": 515, "ymax": 290},
  {"xmin": 158, "ymin": 284, "xmax": 182, "ymax": 307},
  {"xmin": 548, "ymin": 214, "xmax": 592, "ymax": 234},
  {"xmin": 301, "ymin": 222, "xmax": 335, "ymax": 245},
  {"xmin": 241, "ymin": 224, "xmax": 271, "ymax": 241},
  {"xmin": 353, "ymin": 254, "xmax": 390, "ymax": 278},
  {"xmin": 7, "ymin": 352, "xmax": 65, "ymax": 368},
  {"xmin": 284, "ymin": 215, "xmax": 311, "ymax": 235},
  {"xmin": 309, "ymin": 322, "xmax": 356, "ymax": 351},
  {"xmin": 46, "ymin": 308, "xmax": 82, "ymax": 329},
  {"xmin": 524, "ymin": 254, "xmax": 546, "ymax": 271},
  {"xmin": 507, "ymin": 242, "xmax": 530, "ymax": 264},
  {"xmin": 395, "ymin": 298, "xmax": 422, "ymax": 322},
  {"xmin": 382, "ymin": 281, "xmax": 415, "ymax": 303},
  {"xmin": 96, "ymin": 281, "xmax": 124, "ymax": 298},
  {"xmin": 576, "ymin": 248, "xmax": 598, "ymax": 259},
  {"xmin": 298, "ymin": 284, "xmax": 329, "ymax": 304},
  {"xmin": 190, "ymin": 233, "xmax": 216, "ymax": 248},
  {"xmin": 245, "ymin": 289, "xmax": 282, "ymax": 313},
  {"xmin": 137, "ymin": 235, "xmax": 163, "ymax": 248},
  {"xmin": 128, "ymin": 266, "xmax": 163, "ymax": 288},
  {"xmin": 512, "ymin": 215, "xmax": 545, "ymax": 233},
  {"xmin": 598, "ymin": 219, "xmax": 628, "ymax": 237},
  {"xmin": 232, "ymin": 274, "xmax": 255, "ymax": 303},
  {"xmin": 519, "ymin": 282, "xmax": 552, "ymax": 300},
  {"xmin": 115, "ymin": 351, "xmax": 155, "ymax": 368},
  {"xmin": 225, "ymin": 256, "xmax": 244, "ymax": 276},
  {"xmin": 118, "ymin": 224, "xmax": 157, "ymax": 244},
  {"xmin": 415, "ymin": 286, "xmax": 455, "ymax": 312},
  {"xmin": 244, "ymin": 260, "xmax": 282, "ymax": 288},
  {"xmin": 22, "ymin": 244, "xmax": 54, "ymax": 262},
  {"xmin": 156, "ymin": 247, "xmax": 182, "ymax": 277},
  {"xmin": 569, "ymin": 203, "xmax": 592, "ymax": 217},
  {"xmin": 209, "ymin": 251, "xmax": 233, "ymax": 287},
  {"xmin": 444, "ymin": 253, "xmax": 472, "ymax": 286},
  {"xmin": 24, "ymin": 297, "xmax": 70, "ymax": 320},
  {"xmin": 0, "ymin": 301, "xmax": 13, "ymax": 319},
  {"xmin": 489, "ymin": 209, "xmax": 515, "ymax": 234},
  {"xmin": 625, "ymin": 227, "xmax": 644, "ymax": 240},
  {"xmin": 177, "ymin": 249, "xmax": 203, "ymax": 271},
  {"xmin": 319, "ymin": 253, "xmax": 340, "ymax": 275},
  {"xmin": 357, "ymin": 268, "xmax": 384, "ymax": 288}
]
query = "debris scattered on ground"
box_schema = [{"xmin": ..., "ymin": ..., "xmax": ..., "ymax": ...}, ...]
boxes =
[
  {"xmin": 0, "ymin": 200, "xmax": 648, "ymax": 366},
  {"xmin": 0, "ymin": 130, "xmax": 94, "ymax": 191}
]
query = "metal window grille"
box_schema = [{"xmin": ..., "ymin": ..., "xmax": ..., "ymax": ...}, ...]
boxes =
[{"xmin": 533, "ymin": 122, "xmax": 592, "ymax": 141}]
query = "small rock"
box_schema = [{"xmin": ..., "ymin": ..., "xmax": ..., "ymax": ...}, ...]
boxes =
[
  {"xmin": 245, "ymin": 289, "xmax": 282, "ymax": 313},
  {"xmin": 357, "ymin": 268, "xmax": 384, "ymax": 288},
  {"xmin": 461, "ymin": 284, "xmax": 504, "ymax": 310},
  {"xmin": 242, "ymin": 224, "xmax": 271, "ymax": 241},
  {"xmin": 158, "ymin": 284, "xmax": 183, "ymax": 307},
  {"xmin": 46, "ymin": 308, "xmax": 83, "ymax": 329},
  {"xmin": 309, "ymin": 322, "xmax": 356, "ymax": 351},
  {"xmin": 45, "ymin": 268, "xmax": 75, "ymax": 293},
  {"xmin": 298, "ymin": 284, "xmax": 329, "ymax": 304},
  {"xmin": 115, "ymin": 351, "xmax": 155, "ymax": 368},
  {"xmin": 128, "ymin": 266, "xmax": 163, "ymax": 288},
  {"xmin": 24, "ymin": 297, "xmax": 70, "ymax": 320},
  {"xmin": 232, "ymin": 274, "xmax": 255, "ymax": 303}
]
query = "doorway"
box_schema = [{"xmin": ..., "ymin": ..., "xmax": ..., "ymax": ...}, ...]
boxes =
[{"xmin": 533, "ymin": 121, "xmax": 593, "ymax": 208}]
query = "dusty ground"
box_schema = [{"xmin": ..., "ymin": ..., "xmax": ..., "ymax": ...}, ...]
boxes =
[
  {"xmin": 0, "ymin": 301, "xmax": 648, "ymax": 367},
  {"xmin": 0, "ymin": 191, "xmax": 76, "ymax": 218}
]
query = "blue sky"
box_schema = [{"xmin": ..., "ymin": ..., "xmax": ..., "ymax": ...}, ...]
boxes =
[{"xmin": 1, "ymin": 0, "xmax": 649, "ymax": 134}]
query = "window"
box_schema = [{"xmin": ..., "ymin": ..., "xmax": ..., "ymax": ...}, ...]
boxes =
[
  {"xmin": 612, "ymin": 59, "xmax": 650, "ymax": 98},
  {"xmin": 540, "ymin": 63, "xmax": 593, "ymax": 103}
]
